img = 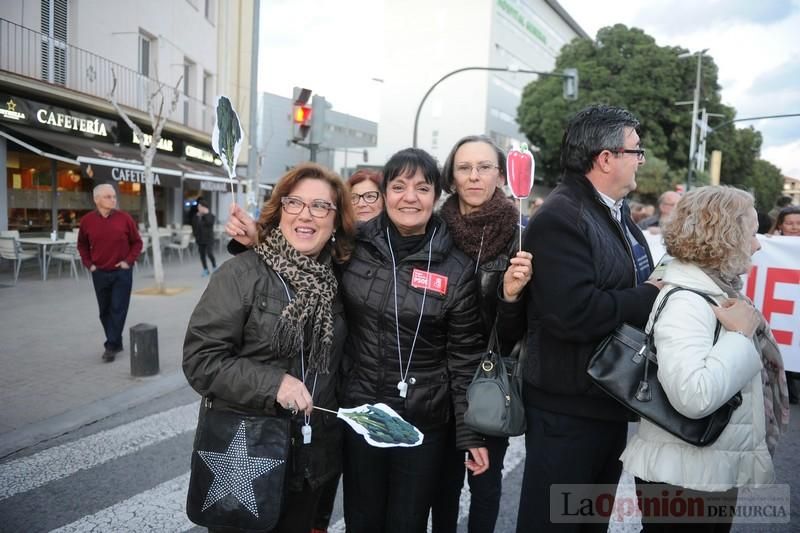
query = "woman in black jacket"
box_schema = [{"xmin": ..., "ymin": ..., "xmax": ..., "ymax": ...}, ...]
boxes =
[
  {"xmin": 183, "ymin": 163, "xmax": 356, "ymax": 533},
  {"xmin": 431, "ymin": 135, "xmax": 532, "ymax": 533},
  {"xmin": 339, "ymin": 148, "xmax": 489, "ymax": 533}
]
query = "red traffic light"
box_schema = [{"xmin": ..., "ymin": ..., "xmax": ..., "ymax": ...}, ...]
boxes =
[{"xmin": 293, "ymin": 105, "xmax": 312, "ymax": 125}]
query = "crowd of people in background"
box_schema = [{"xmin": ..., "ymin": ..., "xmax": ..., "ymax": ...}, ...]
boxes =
[{"xmin": 173, "ymin": 103, "xmax": 794, "ymax": 533}]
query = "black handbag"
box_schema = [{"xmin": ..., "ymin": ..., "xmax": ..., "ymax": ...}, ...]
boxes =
[
  {"xmin": 587, "ymin": 287, "xmax": 742, "ymax": 447},
  {"xmin": 464, "ymin": 326, "xmax": 527, "ymax": 437},
  {"xmin": 186, "ymin": 397, "xmax": 291, "ymax": 530}
]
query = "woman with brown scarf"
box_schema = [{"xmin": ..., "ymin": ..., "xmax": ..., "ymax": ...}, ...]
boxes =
[
  {"xmin": 431, "ymin": 135, "xmax": 533, "ymax": 533},
  {"xmin": 621, "ymin": 186, "xmax": 790, "ymax": 532}
]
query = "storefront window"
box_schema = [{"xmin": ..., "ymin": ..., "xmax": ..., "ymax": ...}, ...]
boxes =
[{"xmin": 5, "ymin": 148, "xmax": 169, "ymax": 232}]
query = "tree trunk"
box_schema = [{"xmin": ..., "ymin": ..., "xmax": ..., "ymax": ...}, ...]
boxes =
[{"xmin": 142, "ymin": 148, "xmax": 165, "ymax": 293}]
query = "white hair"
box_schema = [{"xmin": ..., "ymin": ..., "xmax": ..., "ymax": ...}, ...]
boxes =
[{"xmin": 93, "ymin": 183, "xmax": 115, "ymax": 199}]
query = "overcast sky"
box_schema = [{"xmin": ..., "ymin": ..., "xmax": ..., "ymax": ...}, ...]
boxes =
[{"xmin": 258, "ymin": 0, "xmax": 800, "ymax": 177}]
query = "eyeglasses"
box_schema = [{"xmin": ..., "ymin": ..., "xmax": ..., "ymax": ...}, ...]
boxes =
[
  {"xmin": 351, "ymin": 191, "xmax": 381, "ymax": 205},
  {"xmin": 454, "ymin": 163, "xmax": 500, "ymax": 178},
  {"xmin": 280, "ymin": 196, "xmax": 337, "ymax": 218},
  {"xmin": 610, "ymin": 148, "xmax": 646, "ymax": 161}
]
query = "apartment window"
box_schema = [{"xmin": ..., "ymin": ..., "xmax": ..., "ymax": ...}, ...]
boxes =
[
  {"xmin": 139, "ymin": 34, "xmax": 151, "ymax": 77},
  {"xmin": 40, "ymin": 0, "xmax": 68, "ymax": 85},
  {"xmin": 183, "ymin": 58, "xmax": 195, "ymax": 126},
  {"xmin": 205, "ymin": 0, "xmax": 216, "ymax": 24}
]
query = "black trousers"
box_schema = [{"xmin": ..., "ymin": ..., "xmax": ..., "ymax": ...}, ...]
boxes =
[
  {"xmin": 343, "ymin": 425, "xmax": 447, "ymax": 533},
  {"xmin": 635, "ymin": 478, "xmax": 737, "ymax": 532},
  {"xmin": 91, "ymin": 268, "xmax": 133, "ymax": 352},
  {"xmin": 198, "ymin": 243, "xmax": 217, "ymax": 270},
  {"xmin": 516, "ymin": 403, "xmax": 628, "ymax": 533},
  {"xmin": 431, "ymin": 421, "xmax": 509, "ymax": 533}
]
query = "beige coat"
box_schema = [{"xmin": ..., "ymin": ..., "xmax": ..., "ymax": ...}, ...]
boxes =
[{"xmin": 620, "ymin": 260, "xmax": 774, "ymax": 491}]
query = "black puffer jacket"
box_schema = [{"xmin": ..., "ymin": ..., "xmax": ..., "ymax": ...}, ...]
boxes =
[
  {"xmin": 340, "ymin": 215, "xmax": 485, "ymax": 450},
  {"xmin": 522, "ymin": 171, "xmax": 659, "ymax": 421},
  {"xmin": 183, "ymin": 250, "xmax": 347, "ymax": 490}
]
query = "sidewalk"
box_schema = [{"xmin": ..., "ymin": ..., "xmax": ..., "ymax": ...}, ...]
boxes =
[{"xmin": 0, "ymin": 249, "xmax": 226, "ymax": 457}]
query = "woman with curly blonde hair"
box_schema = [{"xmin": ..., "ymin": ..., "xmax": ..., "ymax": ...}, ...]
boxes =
[{"xmin": 620, "ymin": 186, "xmax": 790, "ymax": 532}]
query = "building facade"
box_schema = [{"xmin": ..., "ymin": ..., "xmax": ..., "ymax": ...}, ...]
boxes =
[
  {"xmin": 0, "ymin": 0, "xmax": 256, "ymax": 234},
  {"xmin": 783, "ymin": 175, "xmax": 800, "ymax": 205},
  {"xmin": 257, "ymin": 92, "xmax": 377, "ymax": 186},
  {"xmin": 370, "ymin": 0, "xmax": 586, "ymax": 166}
]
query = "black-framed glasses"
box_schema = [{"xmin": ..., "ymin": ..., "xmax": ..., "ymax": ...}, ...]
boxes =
[
  {"xmin": 280, "ymin": 196, "xmax": 337, "ymax": 218},
  {"xmin": 610, "ymin": 148, "xmax": 646, "ymax": 161},
  {"xmin": 351, "ymin": 191, "xmax": 381, "ymax": 205},
  {"xmin": 454, "ymin": 163, "xmax": 500, "ymax": 178}
]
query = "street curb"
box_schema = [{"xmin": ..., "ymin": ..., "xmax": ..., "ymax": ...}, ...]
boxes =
[{"xmin": 0, "ymin": 371, "xmax": 188, "ymax": 459}]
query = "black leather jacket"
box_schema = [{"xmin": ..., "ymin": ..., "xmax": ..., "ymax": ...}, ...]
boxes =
[
  {"xmin": 339, "ymin": 215, "xmax": 486, "ymax": 450},
  {"xmin": 183, "ymin": 250, "xmax": 347, "ymax": 490}
]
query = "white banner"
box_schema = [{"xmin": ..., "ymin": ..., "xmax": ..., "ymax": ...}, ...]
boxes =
[{"xmin": 643, "ymin": 233, "xmax": 800, "ymax": 371}]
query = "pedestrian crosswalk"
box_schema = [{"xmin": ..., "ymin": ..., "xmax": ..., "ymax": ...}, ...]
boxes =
[{"xmin": 0, "ymin": 400, "xmax": 644, "ymax": 532}]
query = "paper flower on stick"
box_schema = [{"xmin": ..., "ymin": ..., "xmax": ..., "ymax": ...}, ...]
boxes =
[
  {"xmin": 212, "ymin": 95, "xmax": 243, "ymax": 181},
  {"xmin": 337, "ymin": 403, "xmax": 423, "ymax": 448},
  {"xmin": 507, "ymin": 143, "xmax": 535, "ymax": 199}
]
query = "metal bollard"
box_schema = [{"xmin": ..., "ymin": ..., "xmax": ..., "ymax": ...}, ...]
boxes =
[{"xmin": 130, "ymin": 323, "xmax": 159, "ymax": 376}]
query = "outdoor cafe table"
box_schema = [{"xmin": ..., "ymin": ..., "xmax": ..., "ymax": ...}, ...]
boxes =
[{"xmin": 17, "ymin": 237, "xmax": 69, "ymax": 281}]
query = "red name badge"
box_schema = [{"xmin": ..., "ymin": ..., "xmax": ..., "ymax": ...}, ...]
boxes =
[{"xmin": 410, "ymin": 268, "xmax": 448, "ymax": 295}]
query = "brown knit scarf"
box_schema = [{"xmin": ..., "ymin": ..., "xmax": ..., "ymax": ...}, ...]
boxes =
[
  {"xmin": 440, "ymin": 188, "xmax": 519, "ymax": 264},
  {"xmin": 253, "ymin": 227, "xmax": 337, "ymax": 374},
  {"xmin": 701, "ymin": 268, "xmax": 790, "ymax": 457}
]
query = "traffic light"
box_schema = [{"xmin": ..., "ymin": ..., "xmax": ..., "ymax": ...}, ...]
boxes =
[
  {"xmin": 563, "ymin": 68, "xmax": 578, "ymax": 101},
  {"xmin": 292, "ymin": 87, "xmax": 312, "ymax": 142}
]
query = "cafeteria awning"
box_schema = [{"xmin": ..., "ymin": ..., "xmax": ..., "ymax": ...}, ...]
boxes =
[{"xmin": 0, "ymin": 124, "xmax": 224, "ymax": 189}]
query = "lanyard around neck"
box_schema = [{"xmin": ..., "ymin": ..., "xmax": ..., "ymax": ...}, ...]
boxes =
[
  {"xmin": 275, "ymin": 273, "xmax": 317, "ymax": 427},
  {"xmin": 385, "ymin": 226, "xmax": 437, "ymax": 392}
]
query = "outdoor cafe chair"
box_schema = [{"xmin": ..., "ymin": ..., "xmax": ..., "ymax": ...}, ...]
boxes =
[
  {"xmin": 0, "ymin": 236, "xmax": 41, "ymax": 285},
  {"xmin": 164, "ymin": 232, "xmax": 191, "ymax": 263},
  {"xmin": 46, "ymin": 232, "xmax": 81, "ymax": 280}
]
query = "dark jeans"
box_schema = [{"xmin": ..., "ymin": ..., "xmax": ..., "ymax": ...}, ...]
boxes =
[
  {"xmin": 516, "ymin": 403, "xmax": 627, "ymax": 533},
  {"xmin": 312, "ymin": 473, "xmax": 340, "ymax": 530},
  {"xmin": 635, "ymin": 478, "xmax": 737, "ymax": 532},
  {"xmin": 208, "ymin": 479, "xmax": 324, "ymax": 533},
  {"xmin": 198, "ymin": 243, "xmax": 217, "ymax": 270},
  {"xmin": 91, "ymin": 268, "xmax": 133, "ymax": 352},
  {"xmin": 431, "ymin": 422, "xmax": 509, "ymax": 533},
  {"xmin": 343, "ymin": 425, "xmax": 447, "ymax": 533}
]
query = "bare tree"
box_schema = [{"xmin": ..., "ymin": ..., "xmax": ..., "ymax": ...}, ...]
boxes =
[{"xmin": 109, "ymin": 71, "xmax": 182, "ymax": 293}]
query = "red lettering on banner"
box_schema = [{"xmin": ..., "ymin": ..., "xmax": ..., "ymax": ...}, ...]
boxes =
[
  {"xmin": 410, "ymin": 268, "xmax": 448, "ymax": 295},
  {"xmin": 762, "ymin": 268, "xmax": 800, "ymax": 346},
  {"xmin": 746, "ymin": 266, "xmax": 757, "ymax": 300}
]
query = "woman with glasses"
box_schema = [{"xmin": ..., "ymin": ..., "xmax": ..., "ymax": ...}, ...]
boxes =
[
  {"xmin": 183, "ymin": 163, "xmax": 356, "ymax": 533},
  {"xmin": 431, "ymin": 135, "xmax": 532, "ymax": 533},
  {"xmin": 348, "ymin": 169, "xmax": 384, "ymax": 222}
]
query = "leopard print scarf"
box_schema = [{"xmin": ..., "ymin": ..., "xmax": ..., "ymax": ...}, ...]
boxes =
[{"xmin": 254, "ymin": 227, "xmax": 337, "ymax": 374}]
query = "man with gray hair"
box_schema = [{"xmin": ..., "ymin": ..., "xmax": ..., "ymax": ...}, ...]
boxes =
[
  {"xmin": 638, "ymin": 190, "xmax": 681, "ymax": 231},
  {"xmin": 511, "ymin": 105, "xmax": 662, "ymax": 531},
  {"xmin": 77, "ymin": 183, "xmax": 142, "ymax": 362}
]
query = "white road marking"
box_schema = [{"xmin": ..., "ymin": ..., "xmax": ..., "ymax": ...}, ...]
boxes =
[
  {"xmin": 0, "ymin": 401, "xmax": 199, "ymax": 500},
  {"xmin": 49, "ymin": 472, "xmax": 193, "ymax": 533}
]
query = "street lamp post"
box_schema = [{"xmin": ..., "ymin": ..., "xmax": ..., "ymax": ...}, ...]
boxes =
[
  {"xmin": 678, "ymin": 48, "xmax": 708, "ymax": 190},
  {"xmin": 412, "ymin": 66, "xmax": 577, "ymax": 148}
]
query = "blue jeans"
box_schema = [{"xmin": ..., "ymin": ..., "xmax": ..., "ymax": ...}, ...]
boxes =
[
  {"xmin": 431, "ymin": 422, "xmax": 509, "ymax": 533},
  {"xmin": 343, "ymin": 426, "xmax": 446, "ymax": 533},
  {"xmin": 91, "ymin": 268, "xmax": 133, "ymax": 351}
]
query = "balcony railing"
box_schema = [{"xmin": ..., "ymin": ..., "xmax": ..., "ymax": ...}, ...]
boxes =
[{"xmin": 0, "ymin": 18, "xmax": 213, "ymax": 134}]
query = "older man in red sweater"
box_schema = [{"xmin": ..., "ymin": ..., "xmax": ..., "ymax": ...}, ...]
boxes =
[{"xmin": 78, "ymin": 183, "xmax": 142, "ymax": 362}]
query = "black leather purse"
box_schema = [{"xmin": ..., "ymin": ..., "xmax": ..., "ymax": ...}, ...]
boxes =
[
  {"xmin": 464, "ymin": 326, "xmax": 527, "ymax": 437},
  {"xmin": 587, "ymin": 287, "xmax": 742, "ymax": 447},
  {"xmin": 186, "ymin": 398, "xmax": 291, "ymax": 530}
]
